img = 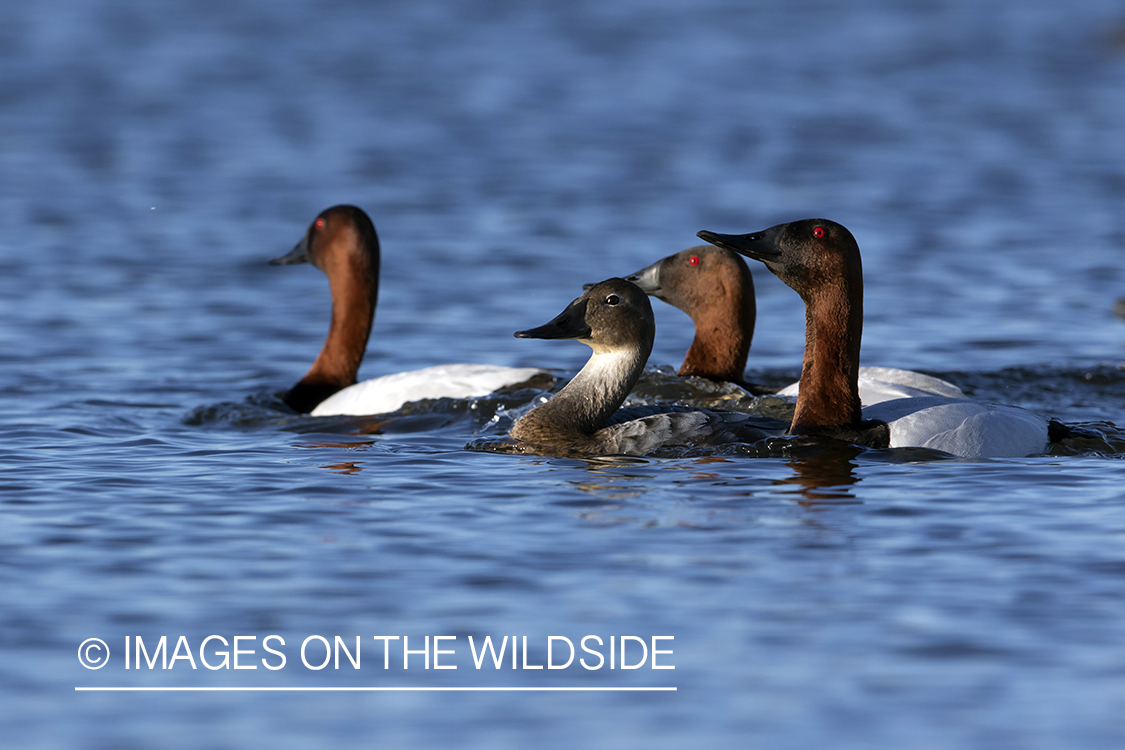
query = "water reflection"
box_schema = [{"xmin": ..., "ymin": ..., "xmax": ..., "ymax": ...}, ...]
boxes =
[
  {"xmin": 521, "ymin": 441, "xmax": 867, "ymax": 506},
  {"xmin": 776, "ymin": 450, "xmax": 862, "ymax": 504},
  {"xmin": 322, "ymin": 461, "xmax": 363, "ymax": 475},
  {"xmin": 293, "ymin": 438, "xmax": 378, "ymax": 451},
  {"xmin": 732, "ymin": 435, "xmax": 865, "ymax": 504},
  {"xmin": 678, "ymin": 455, "xmax": 736, "ymax": 482}
]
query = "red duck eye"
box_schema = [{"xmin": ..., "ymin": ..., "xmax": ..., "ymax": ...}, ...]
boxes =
[
  {"xmin": 314, "ymin": 218, "xmax": 325, "ymax": 230},
  {"xmin": 813, "ymin": 226, "xmax": 825, "ymax": 238},
  {"xmin": 688, "ymin": 255, "xmax": 700, "ymax": 266}
]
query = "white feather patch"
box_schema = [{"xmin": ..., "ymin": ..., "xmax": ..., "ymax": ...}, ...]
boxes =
[{"xmin": 311, "ymin": 364, "xmax": 547, "ymax": 416}]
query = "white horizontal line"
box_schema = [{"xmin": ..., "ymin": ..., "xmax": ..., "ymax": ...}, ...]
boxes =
[{"xmin": 75, "ymin": 686, "xmax": 676, "ymax": 692}]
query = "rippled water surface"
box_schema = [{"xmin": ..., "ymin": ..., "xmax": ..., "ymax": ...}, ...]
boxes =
[{"xmin": 4, "ymin": 1, "xmax": 1125, "ymax": 747}]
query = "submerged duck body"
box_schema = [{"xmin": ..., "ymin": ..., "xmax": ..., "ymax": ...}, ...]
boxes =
[
  {"xmin": 507, "ymin": 279, "xmax": 784, "ymax": 456},
  {"xmin": 699, "ymin": 219, "xmax": 1050, "ymax": 458},
  {"xmin": 623, "ymin": 245, "xmax": 965, "ymax": 405},
  {"xmin": 273, "ymin": 205, "xmax": 548, "ymax": 416}
]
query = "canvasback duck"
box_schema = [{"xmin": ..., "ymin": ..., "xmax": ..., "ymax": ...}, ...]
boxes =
[
  {"xmin": 698, "ymin": 220, "xmax": 1051, "ymax": 458},
  {"xmin": 272, "ymin": 205, "xmax": 550, "ymax": 416},
  {"xmin": 507, "ymin": 279, "xmax": 785, "ymax": 455},
  {"xmin": 623, "ymin": 245, "xmax": 965, "ymax": 404},
  {"xmin": 623, "ymin": 245, "xmax": 762, "ymax": 391}
]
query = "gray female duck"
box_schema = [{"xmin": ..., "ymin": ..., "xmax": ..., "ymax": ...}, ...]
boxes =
[{"xmin": 507, "ymin": 278, "xmax": 784, "ymax": 456}]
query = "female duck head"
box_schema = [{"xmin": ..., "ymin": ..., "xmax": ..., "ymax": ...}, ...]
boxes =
[
  {"xmin": 516, "ymin": 278, "xmax": 655, "ymax": 359},
  {"xmin": 509, "ymin": 278, "xmax": 656, "ymax": 448},
  {"xmin": 270, "ymin": 205, "xmax": 381, "ymax": 413}
]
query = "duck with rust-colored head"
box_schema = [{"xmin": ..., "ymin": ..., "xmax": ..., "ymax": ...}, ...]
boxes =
[
  {"xmin": 272, "ymin": 205, "xmax": 551, "ymax": 416},
  {"xmin": 699, "ymin": 219, "xmax": 1053, "ymax": 458},
  {"xmin": 619, "ymin": 243, "xmax": 964, "ymax": 404}
]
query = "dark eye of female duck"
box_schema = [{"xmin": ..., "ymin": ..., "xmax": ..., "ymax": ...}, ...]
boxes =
[
  {"xmin": 688, "ymin": 255, "xmax": 700, "ymax": 266},
  {"xmin": 813, "ymin": 226, "xmax": 825, "ymax": 238},
  {"xmin": 314, "ymin": 217, "xmax": 325, "ymax": 230},
  {"xmin": 604, "ymin": 294, "xmax": 621, "ymax": 306}
]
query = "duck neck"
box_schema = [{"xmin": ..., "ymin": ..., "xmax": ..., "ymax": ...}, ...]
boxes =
[
  {"xmin": 287, "ymin": 252, "xmax": 377, "ymax": 412},
  {"xmin": 790, "ymin": 278, "xmax": 863, "ymax": 433},
  {"xmin": 678, "ymin": 282, "xmax": 754, "ymax": 384},
  {"xmin": 512, "ymin": 346, "xmax": 648, "ymax": 443}
]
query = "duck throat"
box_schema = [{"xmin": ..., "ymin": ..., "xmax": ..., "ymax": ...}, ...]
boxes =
[
  {"xmin": 678, "ymin": 294, "xmax": 753, "ymax": 383},
  {"xmin": 511, "ymin": 348, "xmax": 646, "ymax": 444},
  {"xmin": 287, "ymin": 253, "xmax": 377, "ymax": 412},
  {"xmin": 790, "ymin": 283, "xmax": 863, "ymax": 433}
]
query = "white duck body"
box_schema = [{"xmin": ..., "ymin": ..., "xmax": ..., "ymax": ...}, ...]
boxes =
[
  {"xmin": 864, "ymin": 396, "xmax": 1048, "ymax": 458},
  {"xmin": 310, "ymin": 364, "xmax": 548, "ymax": 416}
]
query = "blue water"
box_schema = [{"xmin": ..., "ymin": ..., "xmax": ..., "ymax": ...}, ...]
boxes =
[{"xmin": 4, "ymin": 0, "xmax": 1125, "ymax": 747}]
